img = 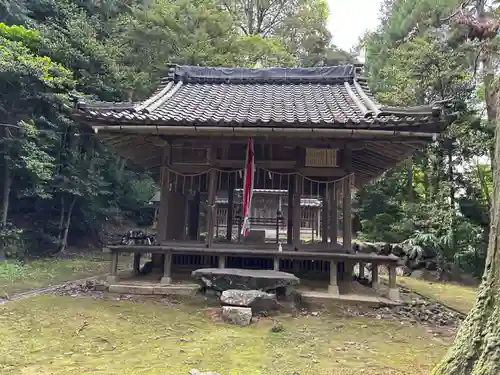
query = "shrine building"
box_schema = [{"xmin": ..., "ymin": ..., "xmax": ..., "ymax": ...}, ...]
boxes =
[{"xmin": 74, "ymin": 64, "xmax": 449, "ymax": 301}]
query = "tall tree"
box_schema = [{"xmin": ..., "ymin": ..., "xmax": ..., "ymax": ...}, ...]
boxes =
[
  {"xmin": 432, "ymin": 1, "xmax": 500, "ymax": 374},
  {"xmin": 219, "ymin": 0, "xmax": 348, "ymax": 66},
  {"xmin": 359, "ymin": 0, "xmax": 493, "ymax": 276}
]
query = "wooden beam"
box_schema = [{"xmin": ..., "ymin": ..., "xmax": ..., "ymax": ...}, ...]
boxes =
[
  {"xmin": 169, "ymin": 136, "xmax": 363, "ymax": 148},
  {"xmin": 297, "ymin": 167, "xmax": 346, "ymax": 177},
  {"xmin": 157, "ymin": 145, "xmax": 171, "ymax": 243},
  {"xmin": 342, "ymin": 146, "xmax": 352, "ymax": 253},
  {"xmin": 168, "ymin": 164, "xmax": 212, "ymax": 174},
  {"xmin": 329, "ymin": 184, "xmax": 338, "ymax": 247},
  {"xmin": 287, "ymin": 177, "xmax": 294, "ymax": 245},
  {"xmin": 321, "ymin": 187, "xmax": 329, "ymax": 244},
  {"xmin": 206, "ymin": 146, "xmax": 217, "ymax": 248},
  {"xmin": 293, "ymin": 174, "xmax": 303, "ymax": 249},
  {"xmin": 226, "ymin": 174, "xmax": 235, "ymax": 242},
  {"xmin": 214, "ymin": 159, "xmax": 296, "ymax": 169}
]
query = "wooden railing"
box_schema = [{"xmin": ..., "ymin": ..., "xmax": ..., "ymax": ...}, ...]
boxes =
[{"xmin": 104, "ymin": 244, "xmax": 401, "ymax": 301}]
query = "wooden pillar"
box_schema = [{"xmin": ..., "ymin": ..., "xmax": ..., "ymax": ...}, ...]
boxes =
[
  {"xmin": 311, "ymin": 210, "xmax": 315, "ymax": 242},
  {"xmin": 329, "ymin": 186, "xmax": 338, "ymax": 247},
  {"xmin": 207, "ymin": 169, "xmax": 217, "ymax": 247},
  {"xmin": 218, "ymin": 255, "xmax": 226, "ymax": 268},
  {"xmin": 287, "ymin": 178, "xmax": 294, "ymax": 245},
  {"xmin": 226, "ymin": 174, "xmax": 235, "ymax": 242},
  {"xmin": 293, "ymin": 174, "xmax": 303, "ymax": 249},
  {"xmin": 316, "ymin": 208, "xmax": 320, "ymax": 236},
  {"xmin": 107, "ymin": 251, "xmax": 119, "ymax": 283},
  {"xmin": 206, "ymin": 145, "xmax": 217, "ymax": 248},
  {"xmin": 160, "ymin": 252, "xmax": 172, "ymax": 284},
  {"xmin": 182, "ymin": 192, "xmax": 189, "ymax": 240},
  {"xmin": 328, "ymin": 260, "xmax": 339, "ymax": 296},
  {"xmin": 388, "ymin": 264, "xmax": 400, "ymax": 301},
  {"xmin": 166, "ymin": 190, "xmax": 185, "ymax": 240},
  {"xmin": 359, "ymin": 261, "xmax": 366, "ymax": 279},
  {"xmin": 157, "ymin": 147, "xmax": 171, "ymax": 244},
  {"xmin": 372, "ymin": 262, "xmax": 379, "ymax": 289},
  {"xmin": 342, "ymin": 147, "xmax": 353, "ymax": 253},
  {"xmin": 187, "ymin": 192, "xmax": 201, "ymax": 240},
  {"xmin": 133, "ymin": 253, "xmax": 141, "ymax": 276},
  {"xmin": 153, "ymin": 146, "xmax": 171, "ymax": 270},
  {"xmin": 321, "ymin": 189, "xmax": 329, "ymax": 244},
  {"xmin": 194, "ymin": 191, "xmax": 201, "ymax": 241}
]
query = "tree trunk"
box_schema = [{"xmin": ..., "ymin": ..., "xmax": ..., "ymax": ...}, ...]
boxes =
[
  {"xmin": 432, "ymin": 93, "xmax": 500, "ymax": 375},
  {"xmin": 1, "ymin": 157, "xmax": 11, "ymax": 228},
  {"xmin": 57, "ymin": 196, "xmax": 65, "ymax": 242},
  {"xmin": 59, "ymin": 196, "xmax": 76, "ymax": 253},
  {"xmin": 447, "ymin": 140, "xmax": 456, "ymax": 252}
]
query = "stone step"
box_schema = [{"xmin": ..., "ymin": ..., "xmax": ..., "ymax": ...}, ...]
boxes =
[{"xmin": 108, "ymin": 283, "xmax": 199, "ymax": 296}]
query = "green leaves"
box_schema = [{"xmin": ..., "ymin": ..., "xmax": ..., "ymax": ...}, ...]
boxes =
[
  {"xmin": 0, "ymin": 0, "xmax": 351, "ymax": 256},
  {"xmin": 357, "ymin": 0, "xmax": 493, "ymax": 275}
]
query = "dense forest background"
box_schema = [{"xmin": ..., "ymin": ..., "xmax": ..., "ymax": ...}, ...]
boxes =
[{"xmin": 0, "ymin": 0, "xmax": 495, "ymax": 278}]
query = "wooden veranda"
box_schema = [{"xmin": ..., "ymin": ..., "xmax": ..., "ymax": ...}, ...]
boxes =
[{"xmin": 74, "ymin": 64, "xmax": 450, "ymax": 301}]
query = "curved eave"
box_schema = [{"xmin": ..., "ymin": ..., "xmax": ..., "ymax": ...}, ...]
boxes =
[
  {"xmin": 73, "ymin": 111, "xmax": 447, "ymax": 134},
  {"xmin": 74, "ymin": 68, "xmax": 448, "ymax": 132}
]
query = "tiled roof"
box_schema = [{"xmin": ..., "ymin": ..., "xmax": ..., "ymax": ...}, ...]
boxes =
[{"xmin": 75, "ymin": 64, "xmax": 446, "ymax": 130}]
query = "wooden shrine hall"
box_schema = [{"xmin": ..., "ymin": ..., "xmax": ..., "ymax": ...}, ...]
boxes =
[{"xmin": 74, "ymin": 64, "xmax": 450, "ymax": 301}]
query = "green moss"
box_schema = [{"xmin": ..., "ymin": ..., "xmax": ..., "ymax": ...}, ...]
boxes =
[
  {"xmin": 0, "ymin": 294, "xmax": 453, "ymax": 375},
  {"xmin": 395, "ymin": 276, "xmax": 477, "ymax": 314},
  {"xmin": 0, "ymin": 253, "xmax": 131, "ymax": 296}
]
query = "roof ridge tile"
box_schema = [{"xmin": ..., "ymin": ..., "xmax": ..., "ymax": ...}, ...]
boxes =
[{"xmin": 166, "ymin": 64, "xmax": 356, "ymax": 84}]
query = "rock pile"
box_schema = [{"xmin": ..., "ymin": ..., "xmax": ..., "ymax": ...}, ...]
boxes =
[
  {"xmin": 193, "ymin": 268, "xmax": 299, "ymax": 327},
  {"xmin": 119, "ymin": 230, "xmax": 156, "ymax": 245},
  {"xmin": 340, "ymin": 288, "xmax": 464, "ymax": 328},
  {"xmin": 352, "ymin": 240, "xmax": 472, "ymax": 283},
  {"xmin": 219, "ymin": 289, "xmax": 281, "ymax": 326},
  {"xmin": 54, "ymin": 279, "xmax": 106, "ymax": 297}
]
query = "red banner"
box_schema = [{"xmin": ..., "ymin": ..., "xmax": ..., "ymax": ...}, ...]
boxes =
[{"xmin": 241, "ymin": 137, "xmax": 254, "ymax": 237}]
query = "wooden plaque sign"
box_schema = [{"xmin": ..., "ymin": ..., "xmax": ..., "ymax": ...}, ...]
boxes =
[{"xmin": 305, "ymin": 148, "xmax": 338, "ymax": 167}]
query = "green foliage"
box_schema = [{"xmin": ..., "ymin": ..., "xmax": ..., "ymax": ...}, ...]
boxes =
[
  {"xmin": 0, "ymin": 20, "xmax": 157, "ymax": 257},
  {"xmin": 0, "ymin": 23, "xmax": 39, "ymax": 48},
  {"xmin": 0, "ymin": 1, "xmax": 351, "ymax": 258},
  {"xmin": 0, "ymin": 259, "xmax": 25, "ymax": 279},
  {"xmin": 0, "ymin": 226, "xmax": 27, "ymax": 258},
  {"xmin": 358, "ymin": 0, "xmax": 494, "ymax": 276}
]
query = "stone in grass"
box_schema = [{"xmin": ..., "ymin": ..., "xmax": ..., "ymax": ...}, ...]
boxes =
[
  {"xmin": 188, "ymin": 370, "xmax": 220, "ymax": 375},
  {"xmin": 221, "ymin": 289, "xmax": 279, "ymax": 314},
  {"xmin": 192, "ymin": 268, "xmax": 299, "ymax": 292},
  {"xmin": 221, "ymin": 306, "xmax": 252, "ymax": 326},
  {"xmin": 188, "ymin": 369, "xmax": 220, "ymax": 375}
]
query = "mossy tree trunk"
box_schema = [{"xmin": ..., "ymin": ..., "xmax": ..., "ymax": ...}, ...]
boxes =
[{"xmin": 432, "ymin": 94, "xmax": 500, "ymax": 375}]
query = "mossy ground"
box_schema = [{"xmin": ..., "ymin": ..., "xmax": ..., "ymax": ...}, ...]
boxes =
[
  {"xmin": 395, "ymin": 276, "xmax": 477, "ymax": 314},
  {"xmin": 0, "ymin": 294, "xmax": 453, "ymax": 375},
  {"xmin": 0, "ymin": 252, "xmax": 131, "ymax": 297}
]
